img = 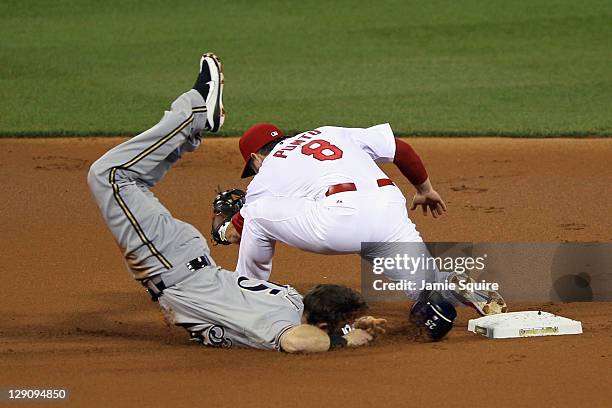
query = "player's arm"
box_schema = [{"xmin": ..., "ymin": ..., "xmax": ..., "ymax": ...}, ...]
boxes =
[
  {"xmin": 211, "ymin": 189, "xmax": 246, "ymax": 245},
  {"xmin": 393, "ymin": 138, "xmax": 447, "ymax": 218},
  {"xmin": 225, "ymin": 212, "xmax": 243, "ymax": 244},
  {"xmin": 349, "ymin": 124, "xmax": 446, "ymax": 218},
  {"xmin": 211, "ymin": 210, "xmax": 242, "ymax": 244},
  {"xmin": 214, "ymin": 179, "xmax": 274, "ymax": 245},
  {"xmin": 279, "ymin": 324, "xmax": 373, "ymax": 353}
]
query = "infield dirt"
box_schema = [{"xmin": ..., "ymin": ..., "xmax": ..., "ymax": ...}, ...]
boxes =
[{"xmin": 1, "ymin": 137, "xmax": 611, "ymax": 407}]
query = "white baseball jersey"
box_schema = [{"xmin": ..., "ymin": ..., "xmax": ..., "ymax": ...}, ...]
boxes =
[
  {"xmin": 244, "ymin": 124, "xmax": 397, "ymax": 202},
  {"xmin": 235, "ymin": 124, "xmax": 454, "ymax": 299}
]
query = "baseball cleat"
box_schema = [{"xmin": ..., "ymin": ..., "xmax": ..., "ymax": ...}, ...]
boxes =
[
  {"xmin": 193, "ymin": 52, "xmax": 225, "ymax": 132},
  {"xmin": 447, "ymin": 271, "xmax": 508, "ymax": 316}
]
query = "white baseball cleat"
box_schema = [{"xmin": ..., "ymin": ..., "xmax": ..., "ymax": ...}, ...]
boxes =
[
  {"xmin": 447, "ymin": 271, "xmax": 508, "ymax": 316},
  {"xmin": 193, "ymin": 52, "xmax": 225, "ymax": 132}
]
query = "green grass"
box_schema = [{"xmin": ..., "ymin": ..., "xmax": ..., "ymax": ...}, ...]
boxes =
[{"xmin": 1, "ymin": 0, "xmax": 611, "ymax": 137}]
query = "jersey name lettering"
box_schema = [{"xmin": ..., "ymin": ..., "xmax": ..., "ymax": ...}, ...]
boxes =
[{"xmin": 272, "ymin": 130, "xmax": 322, "ymax": 159}]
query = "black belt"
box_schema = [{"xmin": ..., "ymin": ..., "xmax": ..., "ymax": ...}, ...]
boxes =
[{"xmin": 142, "ymin": 255, "xmax": 210, "ymax": 302}]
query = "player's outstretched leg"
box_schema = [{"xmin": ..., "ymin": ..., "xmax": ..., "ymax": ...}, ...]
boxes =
[{"xmin": 88, "ymin": 53, "xmax": 224, "ymax": 280}]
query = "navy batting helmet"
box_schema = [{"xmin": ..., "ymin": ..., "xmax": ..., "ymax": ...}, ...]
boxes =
[{"xmin": 410, "ymin": 291, "xmax": 457, "ymax": 341}]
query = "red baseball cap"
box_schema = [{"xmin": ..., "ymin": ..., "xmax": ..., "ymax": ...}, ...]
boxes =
[{"xmin": 239, "ymin": 123, "xmax": 284, "ymax": 178}]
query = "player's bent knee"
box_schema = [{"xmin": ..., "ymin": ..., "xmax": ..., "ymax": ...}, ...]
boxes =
[
  {"xmin": 87, "ymin": 160, "xmax": 105, "ymax": 190},
  {"xmin": 87, "ymin": 157, "xmax": 115, "ymax": 192}
]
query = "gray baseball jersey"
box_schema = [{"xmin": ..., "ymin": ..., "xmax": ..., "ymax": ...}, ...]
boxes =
[
  {"xmin": 160, "ymin": 265, "xmax": 303, "ymax": 350},
  {"xmin": 88, "ymin": 90, "xmax": 302, "ymax": 350}
]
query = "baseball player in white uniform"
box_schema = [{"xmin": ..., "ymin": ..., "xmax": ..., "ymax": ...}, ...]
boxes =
[
  {"xmin": 217, "ymin": 123, "xmax": 507, "ymax": 315},
  {"xmin": 87, "ymin": 53, "xmax": 384, "ymax": 352}
]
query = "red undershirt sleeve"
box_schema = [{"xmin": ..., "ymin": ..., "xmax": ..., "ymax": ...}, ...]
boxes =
[
  {"xmin": 231, "ymin": 212, "xmax": 244, "ymax": 235},
  {"xmin": 393, "ymin": 138, "xmax": 428, "ymax": 186}
]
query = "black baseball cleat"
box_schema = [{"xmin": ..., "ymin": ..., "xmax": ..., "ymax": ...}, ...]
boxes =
[{"xmin": 193, "ymin": 52, "xmax": 225, "ymax": 132}]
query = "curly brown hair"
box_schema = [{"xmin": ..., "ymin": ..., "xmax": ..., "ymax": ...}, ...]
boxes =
[{"xmin": 303, "ymin": 284, "xmax": 368, "ymax": 334}]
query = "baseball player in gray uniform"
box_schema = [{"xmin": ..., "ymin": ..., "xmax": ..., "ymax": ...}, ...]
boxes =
[{"xmin": 87, "ymin": 53, "xmax": 381, "ymax": 352}]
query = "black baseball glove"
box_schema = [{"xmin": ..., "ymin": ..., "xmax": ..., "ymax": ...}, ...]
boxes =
[{"xmin": 211, "ymin": 188, "xmax": 246, "ymax": 245}]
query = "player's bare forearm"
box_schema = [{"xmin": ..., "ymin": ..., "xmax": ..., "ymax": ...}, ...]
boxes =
[
  {"xmin": 415, "ymin": 178, "xmax": 433, "ymax": 194},
  {"xmin": 279, "ymin": 324, "xmax": 330, "ymax": 353},
  {"xmin": 280, "ymin": 324, "xmax": 375, "ymax": 353},
  {"xmin": 225, "ymin": 222, "xmax": 241, "ymax": 244}
]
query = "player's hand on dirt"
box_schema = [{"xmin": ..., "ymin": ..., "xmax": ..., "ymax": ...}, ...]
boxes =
[
  {"xmin": 411, "ymin": 188, "xmax": 447, "ymax": 218},
  {"xmin": 353, "ymin": 316, "xmax": 387, "ymax": 336},
  {"xmin": 343, "ymin": 328, "xmax": 374, "ymax": 347}
]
